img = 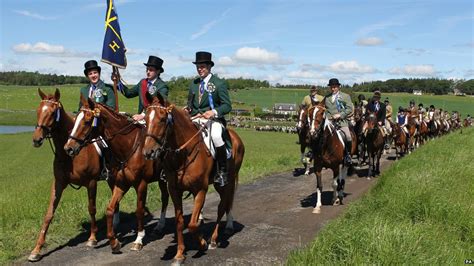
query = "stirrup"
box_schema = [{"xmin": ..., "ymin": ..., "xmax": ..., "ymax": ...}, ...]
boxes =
[
  {"xmin": 344, "ymin": 154, "xmax": 352, "ymax": 166},
  {"xmin": 214, "ymin": 172, "xmax": 228, "ymax": 187},
  {"xmin": 100, "ymin": 166, "xmax": 110, "ymax": 181}
]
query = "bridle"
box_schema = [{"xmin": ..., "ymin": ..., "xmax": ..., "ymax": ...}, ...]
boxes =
[
  {"xmin": 36, "ymin": 100, "xmax": 62, "ymax": 138},
  {"xmin": 68, "ymin": 107, "xmax": 101, "ymax": 148}
]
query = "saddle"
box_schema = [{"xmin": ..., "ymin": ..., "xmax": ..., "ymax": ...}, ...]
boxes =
[{"xmin": 193, "ymin": 121, "xmax": 232, "ymax": 159}]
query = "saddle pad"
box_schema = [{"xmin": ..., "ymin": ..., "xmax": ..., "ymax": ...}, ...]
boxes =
[{"xmin": 201, "ymin": 125, "xmax": 232, "ymax": 160}]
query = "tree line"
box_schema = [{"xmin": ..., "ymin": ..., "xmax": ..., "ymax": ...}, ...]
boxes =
[
  {"xmin": 1, "ymin": 71, "xmax": 473, "ymax": 95},
  {"xmin": 0, "ymin": 71, "xmax": 88, "ymax": 86}
]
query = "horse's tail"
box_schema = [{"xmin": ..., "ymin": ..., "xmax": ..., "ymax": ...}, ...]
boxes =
[{"xmin": 228, "ymin": 129, "xmax": 245, "ymax": 211}]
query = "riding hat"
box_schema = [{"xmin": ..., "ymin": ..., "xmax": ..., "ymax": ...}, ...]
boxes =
[
  {"xmin": 310, "ymin": 85, "xmax": 317, "ymax": 92},
  {"xmin": 430, "ymin": 105, "xmax": 435, "ymax": 108},
  {"xmin": 144, "ymin": 55, "xmax": 164, "ymax": 73},
  {"xmin": 410, "ymin": 99, "xmax": 415, "ymax": 105},
  {"xmin": 328, "ymin": 78, "xmax": 341, "ymax": 87},
  {"xmin": 399, "ymin": 106, "xmax": 404, "ymax": 112},
  {"xmin": 84, "ymin": 60, "xmax": 101, "ymax": 76},
  {"xmin": 384, "ymin": 97, "xmax": 390, "ymax": 103},
  {"xmin": 373, "ymin": 91, "xmax": 381, "ymax": 99},
  {"xmin": 419, "ymin": 103, "xmax": 424, "ymax": 107},
  {"xmin": 193, "ymin": 51, "xmax": 214, "ymax": 67}
]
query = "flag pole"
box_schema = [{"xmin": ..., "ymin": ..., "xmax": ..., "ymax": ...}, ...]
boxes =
[{"xmin": 112, "ymin": 66, "xmax": 119, "ymax": 112}]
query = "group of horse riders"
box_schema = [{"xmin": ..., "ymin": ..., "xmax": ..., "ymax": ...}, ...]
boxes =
[
  {"xmin": 79, "ymin": 51, "xmax": 231, "ymax": 186},
  {"xmin": 298, "ymin": 83, "xmax": 472, "ymax": 167}
]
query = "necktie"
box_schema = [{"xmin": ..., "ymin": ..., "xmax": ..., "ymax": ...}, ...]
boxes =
[
  {"xmin": 199, "ymin": 80, "xmax": 205, "ymax": 103},
  {"xmin": 90, "ymin": 84, "xmax": 97, "ymax": 98}
]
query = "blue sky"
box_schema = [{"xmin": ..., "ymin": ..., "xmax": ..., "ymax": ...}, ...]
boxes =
[{"xmin": 1, "ymin": 0, "xmax": 473, "ymax": 86}]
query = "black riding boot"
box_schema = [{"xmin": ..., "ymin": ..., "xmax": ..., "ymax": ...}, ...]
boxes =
[
  {"xmin": 100, "ymin": 147, "xmax": 111, "ymax": 181},
  {"xmin": 344, "ymin": 140, "xmax": 352, "ymax": 166},
  {"xmin": 215, "ymin": 145, "xmax": 228, "ymax": 187}
]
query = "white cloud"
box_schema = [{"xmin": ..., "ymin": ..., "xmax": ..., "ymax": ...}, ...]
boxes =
[
  {"xmin": 13, "ymin": 42, "xmax": 65, "ymax": 54},
  {"xmin": 13, "ymin": 10, "xmax": 57, "ymax": 20},
  {"xmin": 288, "ymin": 70, "xmax": 323, "ymax": 79},
  {"xmin": 190, "ymin": 8, "xmax": 231, "ymax": 40},
  {"xmin": 395, "ymin": 47, "xmax": 428, "ymax": 56},
  {"xmin": 329, "ymin": 61, "xmax": 376, "ymax": 74},
  {"xmin": 217, "ymin": 56, "xmax": 234, "ymax": 66},
  {"xmin": 355, "ymin": 37, "xmax": 384, "ymax": 46},
  {"xmin": 235, "ymin": 47, "xmax": 293, "ymax": 65},
  {"xmin": 388, "ymin": 65, "xmax": 436, "ymax": 77}
]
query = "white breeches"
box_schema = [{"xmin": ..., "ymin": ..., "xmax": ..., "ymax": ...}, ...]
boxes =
[{"xmin": 192, "ymin": 117, "xmax": 225, "ymax": 147}]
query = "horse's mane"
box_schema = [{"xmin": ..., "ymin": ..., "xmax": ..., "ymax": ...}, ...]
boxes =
[{"xmin": 95, "ymin": 102, "xmax": 134, "ymax": 123}]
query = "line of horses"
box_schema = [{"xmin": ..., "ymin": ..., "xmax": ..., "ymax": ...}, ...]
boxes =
[
  {"xmin": 30, "ymin": 89, "xmax": 244, "ymax": 265},
  {"xmin": 296, "ymin": 101, "xmax": 471, "ymax": 214}
]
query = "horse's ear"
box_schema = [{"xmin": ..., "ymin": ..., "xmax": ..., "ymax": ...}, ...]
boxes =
[
  {"xmin": 38, "ymin": 88, "xmax": 46, "ymax": 99},
  {"xmin": 145, "ymin": 91, "xmax": 154, "ymax": 105},
  {"xmin": 87, "ymin": 97, "xmax": 96, "ymax": 109},
  {"xmin": 80, "ymin": 94, "xmax": 89, "ymax": 108},
  {"xmin": 54, "ymin": 88, "xmax": 60, "ymax": 101},
  {"xmin": 156, "ymin": 92, "xmax": 165, "ymax": 106}
]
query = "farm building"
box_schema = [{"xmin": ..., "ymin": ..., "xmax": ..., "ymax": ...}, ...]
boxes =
[
  {"xmin": 273, "ymin": 103, "xmax": 297, "ymax": 116},
  {"xmin": 413, "ymin": 90, "xmax": 423, "ymax": 95}
]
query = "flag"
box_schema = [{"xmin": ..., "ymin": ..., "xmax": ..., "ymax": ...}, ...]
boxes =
[{"xmin": 101, "ymin": 0, "xmax": 126, "ymax": 68}]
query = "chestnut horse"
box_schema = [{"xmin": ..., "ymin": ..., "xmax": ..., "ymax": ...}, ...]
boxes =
[
  {"xmin": 296, "ymin": 105, "xmax": 311, "ymax": 174},
  {"xmin": 392, "ymin": 123, "xmax": 408, "ymax": 160},
  {"xmin": 307, "ymin": 103, "xmax": 356, "ymax": 214},
  {"xmin": 30, "ymin": 89, "xmax": 117, "ymax": 261},
  {"xmin": 142, "ymin": 95, "xmax": 245, "ymax": 265},
  {"xmin": 364, "ymin": 112, "xmax": 384, "ymax": 177},
  {"xmin": 64, "ymin": 96, "xmax": 169, "ymax": 253}
]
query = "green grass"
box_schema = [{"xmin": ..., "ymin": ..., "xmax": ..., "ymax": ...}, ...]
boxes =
[
  {"xmin": 0, "ymin": 128, "xmax": 300, "ymax": 263},
  {"xmin": 2, "ymin": 85, "xmax": 474, "ymax": 125},
  {"xmin": 287, "ymin": 127, "xmax": 474, "ymax": 265}
]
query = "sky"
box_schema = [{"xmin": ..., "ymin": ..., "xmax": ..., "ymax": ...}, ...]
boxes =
[{"xmin": 1, "ymin": 0, "xmax": 473, "ymax": 86}]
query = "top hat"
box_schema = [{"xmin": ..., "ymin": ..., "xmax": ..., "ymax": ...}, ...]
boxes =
[
  {"xmin": 373, "ymin": 91, "xmax": 381, "ymax": 98},
  {"xmin": 84, "ymin": 60, "xmax": 101, "ymax": 76},
  {"xmin": 144, "ymin": 56, "xmax": 164, "ymax": 73},
  {"xmin": 193, "ymin": 51, "xmax": 214, "ymax": 67},
  {"xmin": 327, "ymin": 78, "xmax": 341, "ymax": 87}
]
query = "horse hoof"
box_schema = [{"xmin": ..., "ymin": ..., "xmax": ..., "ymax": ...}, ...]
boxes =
[
  {"xmin": 333, "ymin": 199, "xmax": 340, "ymax": 206},
  {"xmin": 130, "ymin": 242, "xmax": 143, "ymax": 251},
  {"xmin": 171, "ymin": 257, "xmax": 185, "ymax": 266},
  {"xmin": 86, "ymin": 239, "xmax": 97, "ymax": 247},
  {"xmin": 304, "ymin": 170, "xmax": 310, "ymax": 175},
  {"xmin": 208, "ymin": 241, "xmax": 218, "ymax": 250},
  {"xmin": 28, "ymin": 253, "xmax": 41, "ymax": 262},
  {"xmin": 111, "ymin": 241, "xmax": 122, "ymax": 254},
  {"xmin": 312, "ymin": 207, "xmax": 321, "ymax": 214}
]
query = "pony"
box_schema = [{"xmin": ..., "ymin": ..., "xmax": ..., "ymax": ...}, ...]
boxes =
[
  {"xmin": 307, "ymin": 102, "xmax": 356, "ymax": 214},
  {"xmin": 296, "ymin": 105, "xmax": 312, "ymax": 174},
  {"xmin": 29, "ymin": 89, "xmax": 117, "ymax": 261},
  {"xmin": 352, "ymin": 104, "xmax": 366, "ymax": 165},
  {"xmin": 142, "ymin": 94, "xmax": 245, "ymax": 265},
  {"xmin": 364, "ymin": 112, "xmax": 385, "ymax": 177},
  {"xmin": 406, "ymin": 113, "xmax": 418, "ymax": 151},
  {"xmin": 392, "ymin": 123, "xmax": 408, "ymax": 160},
  {"xmin": 64, "ymin": 96, "xmax": 169, "ymax": 253}
]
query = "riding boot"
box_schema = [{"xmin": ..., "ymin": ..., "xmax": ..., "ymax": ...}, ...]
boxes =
[
  {"xmin": 215, "ymin": 145, "xmax": 228, "ymax": 187},
  {"xmin": 100, "ymin": 147, "xmax": 111, "ymax": 181},
  {"xmin": 344, "ymin": 141, "xmax": 352, "ymax": 166},
  {"xmin": 384, "ymin": 137, "xmax": 390, "ymax": 150}
]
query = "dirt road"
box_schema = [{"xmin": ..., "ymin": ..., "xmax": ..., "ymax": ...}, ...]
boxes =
[{"xmin": 26, "ymin": 154, "xmax": 395, "ymax": 265}]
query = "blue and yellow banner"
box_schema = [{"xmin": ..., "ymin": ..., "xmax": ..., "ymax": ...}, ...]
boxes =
[{"xmin": 101, "ymin": 0, "xmax": 126, "ymax": 68}]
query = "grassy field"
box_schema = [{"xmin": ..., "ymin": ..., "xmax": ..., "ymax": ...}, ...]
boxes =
[
  {"xmin": 0, "ymin": 128, "xmax": 300, "ymax": 263},
  {"xmin": 1, "ymin": 85, "xmax": 473, "ymax": 125},
  {"xmin": 287, "ymin": 127, "xmax": 474, "ymax": 265}
]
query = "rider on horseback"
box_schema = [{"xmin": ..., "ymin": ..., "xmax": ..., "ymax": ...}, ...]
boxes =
[
  {"xmin": 408, "ymin": 99, "xmax": 420, "ymax": 130},
  {"xmin": 365, "ymin": 91, "xmax": 389, "ymax": 149},
  {"xmin": 396, "ymin": 106, "xmax": 410, "ymax": 146},
  {"xmin": 186, "ymin": 51, "xmax": 232, "ymax": 187},
  {"xmin": 324, "ymin": 78, "xmax": 354, "ymax": 166},
  {"xmin": 79, "ymin": 60, "xmax": 117, "ymax": 179},
  {"xmin": 302, "ymin": 85, "xmax": 324, "ymax": 108}
]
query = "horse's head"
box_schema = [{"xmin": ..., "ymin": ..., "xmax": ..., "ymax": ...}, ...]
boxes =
[
  {"xmin": 365, "ymin": 112, "xmax": 378, "ymax": 133},
  {"xmin": 33, "ymin": 88, "xmax": 62, "ymax": 147},
  {"xmin": 296, "ymin": 105, "xmax": 307, "ymax": 130},
  {"xmin": 64, "ymin": 95, "xmax": 101, "ymax": 157},
  {"xmin": 308, "ymin": 103, "xmax": 326, "ymax": 139},
  {"xmin": 143, "ymin": 92, "xmax": 175, "ymax": 160},
  {"xmin": 353, "ymin": 105, "xmax": 364, "ymax": 122}
]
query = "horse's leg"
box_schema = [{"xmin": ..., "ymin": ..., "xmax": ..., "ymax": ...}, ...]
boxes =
[
  {"xmin": 337, "ymin": 165, "xmax": 347, "ymax": 204},
  {"xmin": 153, "ymin": 179, "xmax": 169, "ymax": 233},
  {"xmin": 106, "ymin": 186, "xmax": 127, "ymax": 254},
  {"xmin": 312, "ymin": 165, "xmax": 323, "ymax": 214},
  {"xmin": 170, "ymin": 189, "xmax": 185, "ymax": 264},
  {"xmin": 130, "ymin": 179, "xmax": 148, "ymax": 251},
  {"xmin": 86, "ymin": 179, "xmax": 99, "ymax": 247},
  {"xmin": 367, "ymin": 151, "xmax": 373, "ymax": 178},
  {"xmin": 332, "ymin": 167, "xmax": 341, "ymax": 205},
  {"xmin": 106, "ymin": 178, "xmax": 120, "ymax": 229},
  {"xmin": 209, "ymin": 188, "xmax": 228, "ymax": 249},
  {"xmin": 188, "ymin": 189, "xmax": 208, "ymax": 251},
  {"xmin": 224, "ymin": 210, "xmax": 234, "ymax": 234},
  {"xmin": 28, "ymin": 180, "xmax": 65, "ymax": 262}
]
